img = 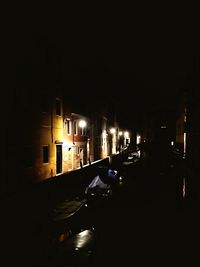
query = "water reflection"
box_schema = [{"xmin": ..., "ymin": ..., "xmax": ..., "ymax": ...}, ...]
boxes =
[{"xmin": 183, "ymin": 177, "xmax": 186, "ymax": 198}]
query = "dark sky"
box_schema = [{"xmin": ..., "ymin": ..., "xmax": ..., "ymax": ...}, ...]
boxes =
[
  {"xmin": 52, "ymin": 21, "xmax": 198, "ymax": 130},
  {"xmin": 5, "ymin": 8, "xmax": 199, "ymax": 130}
]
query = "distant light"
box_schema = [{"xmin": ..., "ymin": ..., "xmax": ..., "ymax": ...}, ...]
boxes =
[
  {"xmin": 102, "ymin": 130, "xmax": 107, "ymax": 138},
  {"xmin": 110, "ymin": 128, "xmax": 116, "ymax": 134},
  {"xmin": 79, "ymin": 120, "xmax": 87, "ymax": 128},
  {"xmin": 184, "ymin": 132, "xmax": 186, "ymax": 156},
  {"xmin": 183, "ymin": 177, "xmax": 186, "ymax": 198},
  {"xmin": 136, "ymin": 134, "xmax": 141, "ymax": 144},
  {"xmin": 171, "ymin": 141, "xmax": 174, "ymax": 146},
  {"xmin": 119, "ymin": 131, "xmax": 123, "ymax": 136},
  {"xmin": 161, "ymin": 125, "xmax": 167, "ymax": 129},
  {"xmin": 124, "ymin": 131, "xmax": 129, "ymax": 138}
]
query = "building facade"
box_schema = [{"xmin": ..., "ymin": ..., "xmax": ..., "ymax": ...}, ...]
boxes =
[{"xmin": 63, "ymin": 112, "xmax": 89, "ymax": 171}]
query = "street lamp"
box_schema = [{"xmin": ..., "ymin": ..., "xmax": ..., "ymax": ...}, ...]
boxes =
[
  {"xmin": 78, "ymin": 119, "xmax": 87, "ymax": 168},
  {"xmin": 110, "ymin": 128, "xmax": 116, "ymax": 134},
  {"xmin": 79, "ymin": 119, "xmax": 87, "ymax": 128},
  {"xmin": 68, "ymin": 115, "xmax": 88, "ymax": 170}
]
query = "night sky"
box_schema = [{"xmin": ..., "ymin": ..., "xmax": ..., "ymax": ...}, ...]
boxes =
[{"xmin": 5, "ymin": 8, "xmax": 199, "ymax": 130}]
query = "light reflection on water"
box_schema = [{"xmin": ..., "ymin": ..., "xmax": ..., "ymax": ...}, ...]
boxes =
[{"xmin": 183, "ymin": 177, "xmax": 186, "ymax": 198}]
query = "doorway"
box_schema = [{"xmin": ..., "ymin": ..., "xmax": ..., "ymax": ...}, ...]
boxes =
[{"xmin": 56, "ymin": 145, "xmax": 62, "ymax": 174}]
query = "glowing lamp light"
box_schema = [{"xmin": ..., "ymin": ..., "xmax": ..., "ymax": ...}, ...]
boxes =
[
  {"xmin": 136, "ymin": 134, "xmax": 141, "ymax": 144},
  {"xmin": 102, "ymin": 130, "xmax": 107, "ymax": 138},
  {"xmin": 119, "ymin": 131, "xmax": 123, "ymax": 136},
  {"xmin": 110, "ymin": 128, "xmax": 116, "ymax": 134},
  {"xmin": 124, "ymin": 131, "xmax": 129, "ymax": 138},
  {"xmin": 79, "ymin": 120, "xmax": 87, "ymax": 128}
]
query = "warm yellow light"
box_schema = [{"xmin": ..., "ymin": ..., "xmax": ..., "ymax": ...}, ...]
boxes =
[
  {"xmin": 79, "ymin": 120, "xmax": 87, "ymax": 128},
  {"xmin": 102, "ymin": 130, "xmax": 107, "ymax": 138},
  {"xmin": 110, "ymin": 128, "xmax": 116, "ymax": 134},
  {"xmin": 119, "ymin": 131, "xmax": 123, "ymax": 136},
  {"xmin": 136, "ymin": 134, "xmax": 141, "ymax": 144},
  {"xmin": 124, "ymin": 131, "xmax": 129, "ymax": 138}
]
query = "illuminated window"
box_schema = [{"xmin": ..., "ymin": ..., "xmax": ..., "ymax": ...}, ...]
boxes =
[
  {"xmin": 42, "ymin": 145, "xmax": 49, "ymax": 163},
  {"xmin": 56, "ymin": 99, "xmax": 61, "ymax": 116}
]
